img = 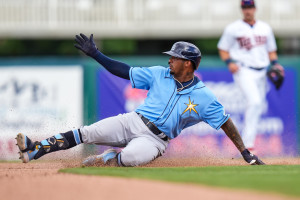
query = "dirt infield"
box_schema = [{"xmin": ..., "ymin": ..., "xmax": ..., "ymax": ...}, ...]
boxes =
[{"xmin": 1, "ymin": 158, "xmax": 299, "ymax": 200}]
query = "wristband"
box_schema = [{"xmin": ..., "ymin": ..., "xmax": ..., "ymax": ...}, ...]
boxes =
[
  {"xmin": 225, "ymin": 58, "xmax": 233, "ymax": 65},
  {"xmin": 271, "ymin": 60, "xmax": 278, "ymax": 65},
  {"xmin": 241, "ymin": 149, "xmax": 250, "ymax": 157}
]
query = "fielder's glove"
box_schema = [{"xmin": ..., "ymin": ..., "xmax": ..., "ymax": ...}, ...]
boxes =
[
  {"xmin": 267, "ymin": 63, "xmax": 285, "ymax": 90},
  {"xmin": 74, "ymin": 33, "xmax": 98, "ymax": 57},
  {"xmin": 241, "ymin": 149, "xmax": 265, "ymax": 165}
]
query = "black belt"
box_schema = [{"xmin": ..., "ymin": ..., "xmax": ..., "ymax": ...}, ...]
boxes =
[
  {"xmin": 249, "ymin": 66, "xmax": 266, "ymax": 71},
  {"xmin": 239, "ymin": 62, "xmax": 266, "ymax": 71},
  {"xmin": 136, "ymin": 112, "xmax": 169, "ymax": 141}
]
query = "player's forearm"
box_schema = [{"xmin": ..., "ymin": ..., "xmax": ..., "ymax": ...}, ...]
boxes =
[
  {"xmin": 221, "ymin": 118, "xmax": 246, "ymax": 152},
  {"xmin": 219, "ymin": 49, "xmax": 234, "ymax": 66},
  {"xmin": 218, "ymin": 49, "xmax": 231, "ymax": 61},
  {"xmin": 92, "ymin": 51, "xmax": 130, "ymax": 80}
]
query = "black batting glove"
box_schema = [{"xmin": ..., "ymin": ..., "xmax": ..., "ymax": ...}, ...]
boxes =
[
  {"xmin": 74, "ymin": 33, "xmax": 98, "ymax": 57},
  {"xmin": 241, "ymin": 149, "xmax": 266, "ymax": 165}
]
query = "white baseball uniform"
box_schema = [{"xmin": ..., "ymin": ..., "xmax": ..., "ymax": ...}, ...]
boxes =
[{"xmin": 218, "ymin": 19, "xmax": 277, "ymax": 149}]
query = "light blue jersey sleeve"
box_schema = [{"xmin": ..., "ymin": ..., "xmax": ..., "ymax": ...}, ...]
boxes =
[
  {"xmin": 129, "ymin": 67, "xmax": 153, "ymax": 90},
  {"xmin": 202, "ymin": 99, "xmax": 230, "ymax": 130},
  {"xmin": 129, "ymin": 66, "xmax": 164, "ymax": 90}
]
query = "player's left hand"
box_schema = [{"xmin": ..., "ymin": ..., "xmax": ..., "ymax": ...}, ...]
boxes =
[
  {"xmin": 267, "ymin": 63, "xmax": 285, "ymax": 90},
  {"xmin": 241, "ymin": 149, "xmax": 266, "ymax": 165},
  {"xmin": 74, "ymin": 33, "xmax": 98, "ymax": 57}
]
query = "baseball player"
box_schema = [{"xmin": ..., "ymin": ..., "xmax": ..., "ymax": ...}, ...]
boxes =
[
  {"xmin": 16, "ymin": 34, "xmax": 265, "ymax": 166},
  {"xmin": 217, "ymin": 0, "xmax": 284, "ymax": 152}
]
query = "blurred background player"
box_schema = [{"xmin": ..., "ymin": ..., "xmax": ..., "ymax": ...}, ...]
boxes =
[
  {"xmin": 217, "ymin": 0, "xmax": 283, "ymax": 152},
  {"xmin": 16, "ymin": 34, "xmax": 265, "ymax": 166}
]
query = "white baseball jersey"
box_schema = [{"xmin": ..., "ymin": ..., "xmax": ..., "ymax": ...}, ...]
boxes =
[{"xmin": 218, "ymin": 19, "xmax": 277, "ymax": 69}]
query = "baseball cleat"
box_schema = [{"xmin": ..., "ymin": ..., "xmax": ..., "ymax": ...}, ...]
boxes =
[
  {"xmin": 18, "ymin": 151, "xmax": 30, "ymax": 163},
  {"xmin": 82, "ymin": 149, "xmax": 118, "ymax": 167},
  {"xmin": 15, "ymin": 133, "xmax": 39, "ymax": 163},
  {"xmin": 16, "ymin": 133, "xmax": 27, "ymax": 151},
  {"xmin": 17, "ymin": 145, "xmax": 40, "ymax": 163},
  {"xmin": 16, "ymin": 133, "xmax": 34, "ymax": 152}
]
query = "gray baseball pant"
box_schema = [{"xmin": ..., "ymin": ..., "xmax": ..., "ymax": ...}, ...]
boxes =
[{"xmin": 80, "ymin": 111, "xmax": 169, "ymax": 166}]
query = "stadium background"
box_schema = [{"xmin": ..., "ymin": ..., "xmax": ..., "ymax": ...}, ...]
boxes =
[{"xmin": 0, "ymin": 0, "xmax": 299, "ymax": 160}]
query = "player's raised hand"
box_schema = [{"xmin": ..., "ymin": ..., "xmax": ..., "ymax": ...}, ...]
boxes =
[
  {"xmin": 241, "ymin": 149, "xmax": 265, "ymax": 165},
  {"xmin": 74, "ymin": 33, "xmax": 98, "ymax": 57}
]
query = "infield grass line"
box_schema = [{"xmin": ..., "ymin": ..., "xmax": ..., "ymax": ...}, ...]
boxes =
[{"xmin": 60, "ymin": 165, "xmax": 300, "ymax": 197}]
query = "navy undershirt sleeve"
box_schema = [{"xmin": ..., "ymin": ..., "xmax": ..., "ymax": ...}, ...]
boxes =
[{"xmin": 91, "ymin": 50, "xmax": 130, "ymax": 80}]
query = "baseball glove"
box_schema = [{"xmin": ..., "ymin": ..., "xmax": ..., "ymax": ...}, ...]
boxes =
[{"xmin": 267, "ymin": 63, "xmax": 285, "ymax": 90}]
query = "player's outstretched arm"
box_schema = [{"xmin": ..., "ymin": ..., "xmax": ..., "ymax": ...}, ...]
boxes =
[
  {"xmin": 221, "ymin": 118, "xmax": 245, "ymax": 152},
  {"xmin": 221, "ymin": 118, "xmax": 265, "ymax": 165},
  {"xmin": 74, "ymin": 33, "xmax": 130, "ymax": 80}
]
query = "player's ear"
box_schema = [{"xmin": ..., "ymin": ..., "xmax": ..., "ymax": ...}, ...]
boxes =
[{"xmin": 185, "ymin": 60, "xmax": 193, "ymax": 69}]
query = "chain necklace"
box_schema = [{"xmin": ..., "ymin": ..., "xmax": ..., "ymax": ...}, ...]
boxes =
[{"xmin": 173, "ymin": 76, "xmax": 194, "ymax": 92}]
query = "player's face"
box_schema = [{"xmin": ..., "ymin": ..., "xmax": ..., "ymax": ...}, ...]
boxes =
[
  {"xmin": 242, "ymin": 7, "xmax": 256, "ymax": 22},
  {"xmin": 168, "ymin": 56, "xmax": 186, "ymax": 75}
]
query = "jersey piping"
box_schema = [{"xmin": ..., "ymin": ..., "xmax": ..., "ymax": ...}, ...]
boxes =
[
  {"xmin": 160, "ymin": 94, "xmax": 182, "ymax": 126},
  {"xmin": 130, "ymin": 68, "xmax": 136, "ymax": 88},
  {"xmin": 153, "ymin": 84, "xmax": 177, "ymax": 123}
]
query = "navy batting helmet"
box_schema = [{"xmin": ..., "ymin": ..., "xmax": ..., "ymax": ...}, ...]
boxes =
[{"xmin": 163, "ymin": 41, "xmax": 202, "ymax": 69}]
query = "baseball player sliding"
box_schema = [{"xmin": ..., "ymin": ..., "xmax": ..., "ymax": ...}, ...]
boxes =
[
  {"xmin": 218, "ymin": 0, "xmax": 284, "ymax": 152},
  {"xmin": 16, "ymin": 34, "xmax": 265, "ymax": 166}
]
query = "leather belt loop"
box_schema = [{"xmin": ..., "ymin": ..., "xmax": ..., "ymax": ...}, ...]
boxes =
[{"xmin": 136, "ymin": 112, "xmax": 169, "ymax": 141}]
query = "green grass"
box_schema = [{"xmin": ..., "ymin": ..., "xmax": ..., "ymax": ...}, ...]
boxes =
[
  {"xmin": 60, "ymin": 165, "xmax": 300, "ymax": 197},
  {"xmin": 0, "ymin": 160, "xmax": 20, "ymax": 163}
]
